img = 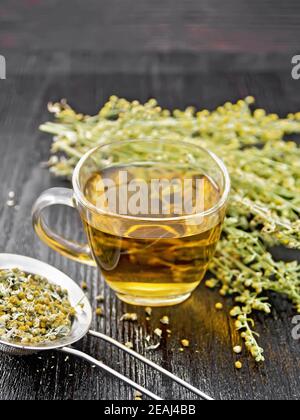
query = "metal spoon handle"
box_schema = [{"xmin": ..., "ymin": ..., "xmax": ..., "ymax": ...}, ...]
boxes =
[
  {"xmin": 60, "ymin": 347, "xmax": 162, "ymax": 401},
  {"xmin": 89, "ymin": 330, "xmax": 213, "ymax": 401}
]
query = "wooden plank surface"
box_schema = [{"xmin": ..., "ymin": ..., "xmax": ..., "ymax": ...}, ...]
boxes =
[
  {"xmin": 0, "ymin": 56, "xmax": 299, "ymax": 400},
  {"xmin": 0, "ymin": 0, "xmax": 300, "ymax": 53}
]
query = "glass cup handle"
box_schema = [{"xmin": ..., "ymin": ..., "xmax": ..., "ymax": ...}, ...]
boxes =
[{"xmin": 32, "ymin": 187, "xmax": 96, "ymax": 266}]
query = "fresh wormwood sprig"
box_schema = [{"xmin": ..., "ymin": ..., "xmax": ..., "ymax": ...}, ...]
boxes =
[{"xmin": 40, "ymin": 96, "xmax": 300, "ymax": 362}]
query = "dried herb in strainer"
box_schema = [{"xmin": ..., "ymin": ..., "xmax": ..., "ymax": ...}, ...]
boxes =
[{"xmin": 0, "ymin": 268, "xmax": 75, "ymax": 345}]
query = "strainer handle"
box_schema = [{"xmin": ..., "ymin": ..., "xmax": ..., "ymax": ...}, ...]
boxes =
[
  {"xmin": 89, "ymin": 330, "xmax": 214, "ymax": 400},
  {"xmin": 32, "ymin": 188, "xmax": 96, "ymax": 266},
  {"xmin": 60, "ymin": 347, "xmax": 162, "ymax": 400}
]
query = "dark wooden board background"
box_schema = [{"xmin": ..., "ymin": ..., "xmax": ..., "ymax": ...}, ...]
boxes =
[
  {"xmin": 1, "ymin": 0, "xmax": 300, "ymax": 53},
  {"xmin": 0, "ymin": 0, "xmax": 299, "ymax": 401}
]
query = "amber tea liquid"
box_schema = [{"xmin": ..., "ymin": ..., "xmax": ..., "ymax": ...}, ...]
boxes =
[{"xmin": 83, "ymin": 164, "xmax": 223, "ymax": 306}]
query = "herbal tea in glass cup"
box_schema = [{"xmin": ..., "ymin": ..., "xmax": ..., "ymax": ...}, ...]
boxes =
[{"xmin": 32, "ymin": 139, "xmax": 230, "ymax": 306}]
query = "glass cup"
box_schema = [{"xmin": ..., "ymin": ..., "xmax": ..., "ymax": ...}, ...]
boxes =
[{"xmin": 32, "ymin": 139, "xmax": 230, "ymax": 306}]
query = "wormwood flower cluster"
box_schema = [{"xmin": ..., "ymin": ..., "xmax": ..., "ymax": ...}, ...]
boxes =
[
  {"xmin": 0, "ymin": 269, "xmax": 75, "ymax": 345},
  {"xmin": 40, "ymin": 96, "xmax": 300, "ymax": 361}
]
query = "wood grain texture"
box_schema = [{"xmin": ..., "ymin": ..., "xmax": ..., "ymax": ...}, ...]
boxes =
[
  {"xmin": 0, "ymin": 0, "xmax": 300, "ymax": 53},
  {"xmin": 0, "ymin": 54, "xmax": 300, "ymax": 400}
]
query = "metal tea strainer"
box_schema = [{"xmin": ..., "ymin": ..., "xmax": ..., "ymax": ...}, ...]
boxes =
[{"xmin": 0, "ymin": 254, "xmax": 213, "ymax": 401}]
